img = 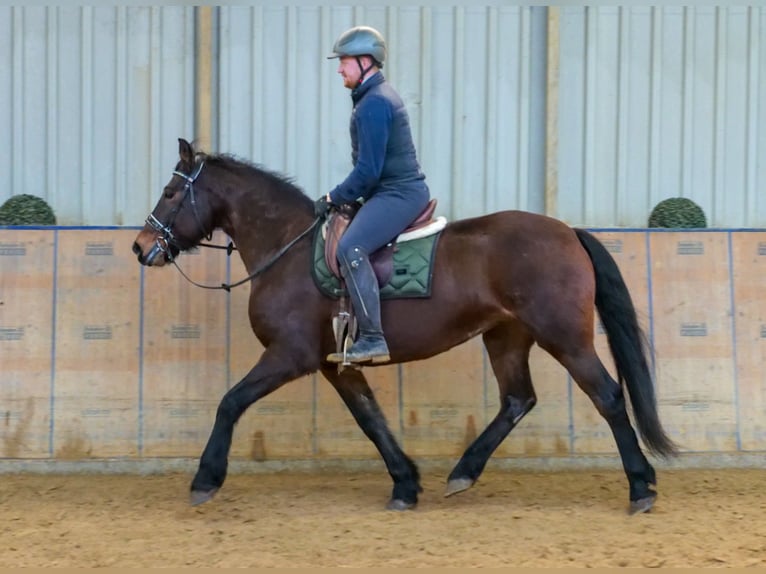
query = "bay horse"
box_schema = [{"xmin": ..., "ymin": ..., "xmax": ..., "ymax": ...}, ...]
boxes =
[{"xmin": 132, "ymin": 138, "xmax": 677, "ymax": 514}]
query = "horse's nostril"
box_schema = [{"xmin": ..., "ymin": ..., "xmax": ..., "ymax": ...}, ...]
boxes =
[{"xmin": 132, "ymin": 242, "xmax": 140, "ymax": 255}]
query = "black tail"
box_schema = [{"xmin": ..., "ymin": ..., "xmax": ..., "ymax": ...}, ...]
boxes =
[{"xmin": 574, "ymin": 228, "xmax": 677, "ymax": 458}]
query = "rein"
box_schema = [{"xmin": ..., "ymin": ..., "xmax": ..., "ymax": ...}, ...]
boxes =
[{"xmin": 171, "ymin": 217, "xmax": 320, "ymax": 292}]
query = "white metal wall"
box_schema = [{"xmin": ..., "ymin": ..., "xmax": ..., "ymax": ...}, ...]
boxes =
[
  {"xmin": 216, "ymin": 4, "xmax": 547, "ymax": 220},
  {"xmin": 557, "ymin": 6, "xmax": 766, "ymax": 228},
  {"xmin": 0, "ymin": 6, "xmax": 196, "ymax": 225},
  {"xmin": 4, "ymin": 5, "xmax": 765, "ymax": 228}
]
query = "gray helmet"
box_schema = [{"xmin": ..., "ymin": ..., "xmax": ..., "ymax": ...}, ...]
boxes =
[{"xmin": 327, "ymin": 26, "xmax": 387, "ymax": 67}]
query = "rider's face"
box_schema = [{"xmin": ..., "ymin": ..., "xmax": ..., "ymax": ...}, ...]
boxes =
[{"xmin": 337, "ymin": 56, "xmax": 372, "ymax": 89}]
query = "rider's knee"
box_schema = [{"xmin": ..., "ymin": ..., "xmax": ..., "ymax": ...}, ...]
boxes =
[{"xmin": 338, "ymin": 243, "xmax": 369, "ymax": 270}]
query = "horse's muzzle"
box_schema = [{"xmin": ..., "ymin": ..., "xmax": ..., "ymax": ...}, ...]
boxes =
[{"xmin": 132, "ymin": 240, "xmax": 168, "ymax": 267}]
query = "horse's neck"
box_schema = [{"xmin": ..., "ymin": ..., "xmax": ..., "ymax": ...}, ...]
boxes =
[
  {"xmin": 207, "ymin": 162, "xmax": 313, "ymax": 273},
  {"xmin": 226, "ymin": 196, "xmax": 313, "ymax": 275}
]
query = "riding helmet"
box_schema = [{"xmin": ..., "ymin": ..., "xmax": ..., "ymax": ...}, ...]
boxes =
[{"xmin": 327, "ymin": 26, "xmax": 387, "ymax": 68}]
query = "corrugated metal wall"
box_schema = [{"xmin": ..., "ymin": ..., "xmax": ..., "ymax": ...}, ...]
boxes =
[
  {"xmin": 2, "ymin": 5, "xmax": 765, "ymax": 228},
  {"xmin": 557, "ymin": 6, "xmax": 766, "ymax": 228},
  {"xmin": 1, "ymin": 4, "xmax": 546, "ymax": 225},
  {"xmin": 0, "ymin": 6, "xmax": 196, "ymax": 225},
  {"xmin": 216, "ymin": 4, "xmax": 547, "ymax": 220}
]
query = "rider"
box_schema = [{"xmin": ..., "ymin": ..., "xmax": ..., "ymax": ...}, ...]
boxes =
[{"xmin": 314, "ymin": 25, "xmax": 431, "ymax": 364}]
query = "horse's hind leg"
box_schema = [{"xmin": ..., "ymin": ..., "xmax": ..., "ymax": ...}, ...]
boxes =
[
  {"xmin": 321, "ymin": 366, "xmax": 422, "ymax": 510},
  {"xmin": 446, "ymin": 323, "xmax": 536, "ymax": 497},
  {"xmin": 556, "ymin": 350, "xmax": 657, "ymax": 514}
]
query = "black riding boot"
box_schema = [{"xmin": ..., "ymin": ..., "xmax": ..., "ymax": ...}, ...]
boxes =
[{"xmin": 327, "ymin": 247, "xmax": 390, "ymax": 364}]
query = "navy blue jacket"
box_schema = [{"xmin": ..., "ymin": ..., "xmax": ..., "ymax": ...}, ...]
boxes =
[{"xmin": 329, "ymin": 72, "xmax": 427, "ymax": 204}]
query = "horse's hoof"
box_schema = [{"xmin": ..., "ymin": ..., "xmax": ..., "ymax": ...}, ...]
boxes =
[
  {"xmin": 190, "ymin": 488, "xmax": 219, "ymax": 506},
  {"xmin": 386, "ymin": 498, "xmax": 416, "ymax": 511},
  {"xmin": 629, "ymin": 495, "xmax": 656, "ymax": 515},
  {"xmin": 444, "ymin": 477, "xmax": 475, "ymax": 497}
]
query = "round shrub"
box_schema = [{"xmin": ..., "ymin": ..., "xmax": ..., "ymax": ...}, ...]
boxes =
[
  {"xmin": 0, "ymin": 194, "xmax": 57, "ymax": 225},
  {"xmin": 648, "ymin": 197, "xmax": 707, "ymax": 229}
]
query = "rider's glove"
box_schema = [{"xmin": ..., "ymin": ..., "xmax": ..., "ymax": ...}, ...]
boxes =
[{"xmin": 314, "ymin": 194, "xmax": 333, "ymax": 219}]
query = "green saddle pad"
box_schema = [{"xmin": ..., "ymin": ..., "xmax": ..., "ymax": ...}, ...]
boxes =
[{"xmin": 311, "ymin": 224, "xmax": 441, "ymax": 300}]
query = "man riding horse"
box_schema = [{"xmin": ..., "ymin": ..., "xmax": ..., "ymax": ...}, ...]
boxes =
[{"xmin": 314, "ymin": 26, "xmax": 431, "ymax": 365}]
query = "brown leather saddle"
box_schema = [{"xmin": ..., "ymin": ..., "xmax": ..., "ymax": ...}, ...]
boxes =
[{"xmin": 323, "ymin": 198, "xmax": 438, "ymax": 286}]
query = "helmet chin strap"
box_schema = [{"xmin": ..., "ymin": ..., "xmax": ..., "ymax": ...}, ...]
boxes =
[{"xmin": 355, "ymin": 56, "xmax": 376, "ymax": 86}]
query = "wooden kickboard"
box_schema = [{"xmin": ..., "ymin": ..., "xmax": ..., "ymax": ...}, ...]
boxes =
[
  {"xmin": 649, "ymin": 231, "xmax": 737, "ymax": 452},
  {"xmin": 729, "ymin": 232, "xmax": 766, "ymax": 450},
  {"xmin": 0, "ymin": 230, "xmax": 56, "ymax": 458},
  {"xmin": 52, "ymin": 229, "xmax": 141, "ymax": 458},
  {"xmin": 1, "ymin": 228, "xmax": 764, "ymax": 462},
  {"xmin": 399, "ymin": 336, "xmax": 486, "ymax": 457},
  {"xmin": 140, "ymin": 233, "xmax": 229, "ymax": 456}
]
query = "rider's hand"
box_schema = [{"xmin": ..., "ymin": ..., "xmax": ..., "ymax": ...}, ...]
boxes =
[{"xmin": 314, "ymin": 194, "xmax": 333, "ymax": 219}]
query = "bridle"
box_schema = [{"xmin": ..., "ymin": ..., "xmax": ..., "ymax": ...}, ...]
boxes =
[
  {"xmin": 144, "ymin": 160, "xmax": 321, "ymax": 292},
  {"xmin": 144, "ymin": 161, "xmax": 210, "ymax": 260}
]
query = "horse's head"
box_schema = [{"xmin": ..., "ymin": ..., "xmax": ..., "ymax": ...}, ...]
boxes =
[{"xmin": 133, "ymin": 138, "xmax": 215, "ymax": 266}]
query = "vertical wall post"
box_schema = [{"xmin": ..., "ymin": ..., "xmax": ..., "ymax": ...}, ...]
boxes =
[{"xmin": 195, "ymin": 6, "xmax": 215, "ymax": 151}]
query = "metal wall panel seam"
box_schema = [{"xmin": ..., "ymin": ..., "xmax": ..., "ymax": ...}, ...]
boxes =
[
  {"xmin": 318, "ymin": 6, "xmax": 330, "ymax": 194},
  {"xmin": 387, "ymin": 4, "xmax": 398, "ymax": 103},
  {"xmin": 681, "ymin": 7, "xmax": 694, "ymax": 200},
  {"xmin": 12, "ymin": 9, "xmax": 23, "ymax": 204},
  {"xmin": 714, "ymin": 7, "xmax": 727, "ymax": 228},
  {"xmin": 251, "ymin": 6, "xmax": 264, "ymax": 162},
  {"xmin": 149, "ymin": 8, "xmax": 162, "ymax": 218},
  {"xmin": 545, "ymin": 6, "xmax": 559, "ymax": 218},
  {"xmin": 451, "ymin": 6, "xmax": 464, "ymax": 217},
  {"xmin": 528, "ymin": 6, "xmax": 548, "ymax": 215},
  {"xmin": 518, "ymin": 7, "xmax": 531, "ymax": 213},
  {"xmin": 46, "ymin": 8, "xmax": 58, "ymax": 216},
  {"xmin": 419, "ymin": 6, "xmax": 432, "ymax": 189},
  {"xmin": 584, "ymin": 7, "xmax": 597, "ymax": 221},
  {"xmin": 217, "ymin": 7, "xmax": 228, "ymax": 151},
  {"xmin": 285, "ymin": 5, "xmax": 297, "ymax": 176},
  {"xmin": 115, "ymin": 7, "xmax": 128, "ymax": 225},
  {"xmin": 649, "ymin": 7, "xmax": 662, "ymax": 212},
  {"xmin": 616, "ymin": 7, "xmax": 629, "ymax": 226},
  {"xmin": 418, "ymin": 6, "xmax": 434, "ymax": 211},
  {"xmin": 81, "ymin": 7, "xmax": 94, "ymax": 224},
  {"xmin": 484, "ymin": 7, "xmax": 498, "ymax": 214},
  {"xmin": 745, "ymin": 7, "xmax": 760, "ymax": 227}
]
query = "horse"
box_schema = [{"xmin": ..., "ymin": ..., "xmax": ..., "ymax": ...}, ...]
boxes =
[{"xmin": 132, "ymin": 138, "xmax": 677, "ymax": 515}]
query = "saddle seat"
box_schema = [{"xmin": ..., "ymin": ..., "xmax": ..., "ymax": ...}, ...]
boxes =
[{"xmin": 323, "ymin": 198, "xmax": 445, "ymax": 283}]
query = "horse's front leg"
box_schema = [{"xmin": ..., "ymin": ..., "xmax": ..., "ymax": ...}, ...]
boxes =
[
  {"xmin": 190, "ymin": 347, "xmax": 305, "ymax": 505},
  {"xmin": 321, "ymin": 366, "xmax": 422, "ymax": 510}
]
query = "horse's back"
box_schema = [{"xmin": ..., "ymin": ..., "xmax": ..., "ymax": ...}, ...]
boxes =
[
  {"xmin": 439, "ymin": 210, "xmax": 590, "ymax": 274},
  {"xmin": 446, "ymin": 209, "xmax": 576, "ymax": 239}
]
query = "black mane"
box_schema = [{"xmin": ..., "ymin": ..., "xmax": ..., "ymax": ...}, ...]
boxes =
[{"xmin": 201, "ymin": 152, "xmax": 313, "ymax": 206}]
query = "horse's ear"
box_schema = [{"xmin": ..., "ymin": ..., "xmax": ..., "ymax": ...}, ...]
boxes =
[{"xmin": 178, "ymin": 138, "xmax": 194, "ymax": 164}]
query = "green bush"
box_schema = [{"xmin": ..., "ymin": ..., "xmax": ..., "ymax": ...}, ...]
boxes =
[
  {"xmin": 0, "ymin": 194, "xmax": 57, "ymax": 225},
  {"xmin": 648, "ymin": 197, "xmax": 707, "ymax": 229}
]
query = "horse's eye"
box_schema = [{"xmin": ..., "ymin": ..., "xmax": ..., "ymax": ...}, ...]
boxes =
[{"xmin": 163, "ymin": 188, "xmax": 175, "ymax": 199}]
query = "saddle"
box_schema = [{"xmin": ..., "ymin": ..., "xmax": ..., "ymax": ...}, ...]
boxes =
[
  {"xmin": 323, "ymin": 198, "xmax": 440, "ymax": 286},
  {"xmin": 322, "ymin": 198, "xmax": 443, "ymax": 370}
]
